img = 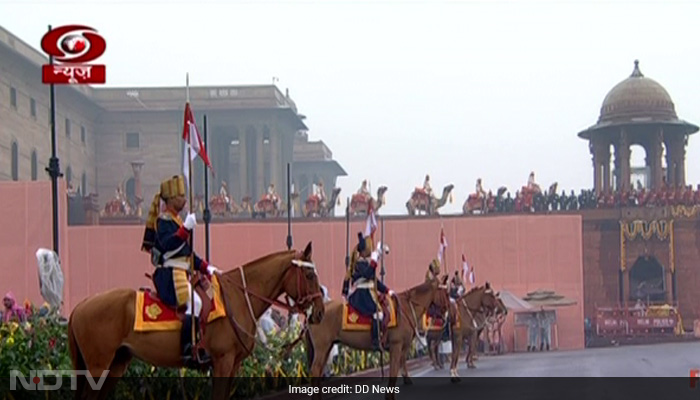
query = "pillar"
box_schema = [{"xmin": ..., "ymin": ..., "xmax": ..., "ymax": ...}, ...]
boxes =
[
  {"xmin": 256, "ymin": 129, "xmax": 265, "ymax": 200},
  {"xmin": 270, "ymin": 128, "xmax": 280, "ymax": 189},
  {"xmin": 591, "ymin": 139, "xmax": 610, "ymax": 194},
  {"xmin": 647, "ymin": 129, "xmax": 664, "ymax": 190},
  {"xmin": 614, "ymin": 129, "xmax": 631, "ymax": 192},
  {"xmin": 239, "ymin": 131, "xmax": 247, "ymax": 198}
]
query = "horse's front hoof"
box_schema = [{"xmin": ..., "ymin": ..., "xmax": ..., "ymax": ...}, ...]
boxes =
[
  {"xmin": 468, "ymin": 363, "xmax": 476, "ymax": 369},
  {"xmin": 403, "ymin": 376, "xmax": 413, "ymax": 385}
]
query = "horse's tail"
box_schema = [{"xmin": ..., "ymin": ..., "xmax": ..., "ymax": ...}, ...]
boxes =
[
  {"xmin": 68, "ymin": 312, "xmax": 86, "ymax": 371},
  {"xmin": 304, "ymin": 328, "xmax": 314, "ymax": 370}
]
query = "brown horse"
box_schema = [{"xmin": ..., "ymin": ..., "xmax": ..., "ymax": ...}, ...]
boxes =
[
  {"xmin": 68, "ymin": 242, "xmax": 325, "ymax": 400},
  {"xmin": 305, "ymin": 277, "xmax": 450, "ymax": 400},
  {"xmin": 464, "ymin": 294, "xmax": 508, "ymax": 366},
  {"xmin": 448, "ymin": 284, "xmax": 498, "ymax": 382}
]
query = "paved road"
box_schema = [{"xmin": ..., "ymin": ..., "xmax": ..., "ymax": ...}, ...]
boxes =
[{"xmin": 412, "ymin": 341, "xmax": 700, "ymax": 377}]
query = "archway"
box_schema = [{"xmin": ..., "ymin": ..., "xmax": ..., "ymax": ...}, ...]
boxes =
[
  {"xmin": 628, "ymin": 256, "xmax": 665, "ymax": 303},
  {"xmin": 125, "ymin": 177, "xmax": 136, "ymax": 208}
]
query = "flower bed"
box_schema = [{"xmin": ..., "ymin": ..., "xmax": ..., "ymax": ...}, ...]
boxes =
[{"xmin": 0, "ymin": 311, "xmax": 422, "ymax": 399}]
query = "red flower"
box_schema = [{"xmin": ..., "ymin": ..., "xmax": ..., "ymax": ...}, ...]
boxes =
[{"xmin": 48, "ymin": 337, "xmax": 56, "ymax": 349}]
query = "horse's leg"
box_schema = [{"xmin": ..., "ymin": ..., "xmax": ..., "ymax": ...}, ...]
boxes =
[
  {"xmin": 95, "ymin": 347, "xmax": 132, "ymax": 400},
  {"xmin": 309, "ymin": 340, "xmax": 332, "ymax": 400},
  {"xmin": 385, "ymin": 343, "xmax": 402, "ymax": 400},
  {"xmin": 450, "ymin": 330, "xmax": 462, "ymax": 383},
  {"xmin": 212, "ymin": 352, "xmax": 235, "ymax": 400},
  {"xmin": 401, "ymin": 342, "xmax": 413, "ymax": 385},
  {"xmin": 467, "ymin": 331, "xmax": 477, "ymax": 369}
]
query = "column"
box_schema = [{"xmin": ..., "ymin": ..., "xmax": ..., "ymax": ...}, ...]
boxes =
[
  {"xmin": 256, "ymin": 129, "xmax": 265, "ymax": 200},
  {"xmin": 614, "ymin": 130, "xmax": 631, "ymax": 192},
  {"xmin": 270, "ymin": 129, "xmax": 280, "ymax": 189},
  {"xmin": 238, "ymin": 131, "xmax": 248, "ymax": 198},
  {"xmin": 651, "ymin": 129, "xmax": 664, "ymax": 190},
  {"xmin": 591, "ymin": 139, "xmax": 610, "ymax": 194}
]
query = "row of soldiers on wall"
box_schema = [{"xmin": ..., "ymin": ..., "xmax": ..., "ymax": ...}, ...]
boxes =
[{"xmin": 468, "ymin": 172, "xmax": 700, "ymax": 214}]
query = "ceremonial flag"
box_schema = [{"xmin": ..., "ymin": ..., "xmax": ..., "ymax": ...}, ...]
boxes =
[
  {"xmin": 469, "ymin": 265, "xmax": 475, "ymax": 284},
  {"xmin": 462, "ymin": 254, "xmax": 469, "ymax": 283},
  {"xmin": 364, "ymin": 202, "xmax": 378, "ymax": 241},
  {"xmin": 182, "ymin": 102, "xmax": 213, "ymax": 184},
  {"xmin": 437, "ymin": 228, "xmax": 448, "ymax": 263}
]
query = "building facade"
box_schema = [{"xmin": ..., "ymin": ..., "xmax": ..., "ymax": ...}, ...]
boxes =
[{"xmin": 0, "ymin": 26, "xmax": 346, "ymax": 219}]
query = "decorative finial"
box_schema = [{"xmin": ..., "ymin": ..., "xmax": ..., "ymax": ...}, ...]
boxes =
[{"xmin": 630, "ymin": 59, "xmax": 644, "ymax": 78}]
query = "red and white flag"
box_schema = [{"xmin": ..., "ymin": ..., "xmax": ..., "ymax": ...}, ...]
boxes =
[
  {"xmin": 461, "ymin": 254, "xmax": 469, "ymax": 283},
  {"xmin": 182, "ymin": 102, "xmax": 213, "ymax": 184},
  {"xmin": 437, "ymin": 228, "xmax": 448, "ymax": 263},
  {"xmin": 468, "ymin": 265, "xmax": 475, "ymax": 285},
  {"xmin": 364, "ymin": 202, "xmax": 378, "ymax": 241}
]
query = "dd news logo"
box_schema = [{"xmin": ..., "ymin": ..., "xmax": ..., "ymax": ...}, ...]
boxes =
[{"xmin": 40, "ymin": 25, "xmax": 106, "ymax": 85}]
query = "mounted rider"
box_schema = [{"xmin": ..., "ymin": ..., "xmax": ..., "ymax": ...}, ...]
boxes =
[
  {"xmin": 314, "ymin": 180, "xmax": 327, "ymax": 207},
  {"xmin": 423, "ymin": 174, "xmax": 433, "ymax": 197},
  {"xmin": 266, "ymin": 183, "xmax": 280, "ymax": 209},
  {"xmin": 342, "ymin": 232, "xmax": 394, "ymax": 350},
  {"xmin": 425, "ymin": 259, "xmax": 443, "ymax": 320},
  {"xmin": 475, "ymin": 178, "xmax": 486, "ymax": 199},
  {"xmin": 219, "ymin": 180, "xmax": 231, "ymax": 211},
  {"xmin": 357, "ymin": 180, "xmax": 370, "ymax": 197},
  {"xmin": 141, "ymin": 175, "xmax": 219, "ymax": 368}
]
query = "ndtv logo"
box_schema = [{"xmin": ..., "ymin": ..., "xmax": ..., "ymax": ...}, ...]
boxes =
[
  {"xmin": 10, "ymin": 370, "xmax": 109, "ymax": 391},
  {"xmin": 692, "ymin": 369, "xmax": 700, "ymax": 389}
]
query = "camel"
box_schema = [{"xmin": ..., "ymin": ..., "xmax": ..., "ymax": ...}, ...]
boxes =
[
  {"xmin": 252, "ymin": 193, "xmax": 300, "ymax": 218},
  {"xmin": 350, "ymin": 186, "xmax": 388, "ymax": 217},
  {"xmin": 304, "ymin": 187, "xmax": 341, "ymax": 217},
  {"xmin": 463, "ymin": 187, "xmax": 507, "ymax": 215},
  {"xmin": 406, "ymin": 184, "xmax": 454, "ymax": 216}
]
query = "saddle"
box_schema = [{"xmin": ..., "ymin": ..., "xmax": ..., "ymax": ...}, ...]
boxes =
[
  {"xmin": 342, "ymin": 294, "xmax": 397, "ymax": 331},
  {"xmin": 136, "ymin": 273, "xmax": 225, "ymax": 334}
]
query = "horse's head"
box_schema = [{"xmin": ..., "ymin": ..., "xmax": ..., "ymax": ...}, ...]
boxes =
[
  {"xmin": 480, "ymin": 282, "xmax": 499, "ymax": 315},
  {"xmin": 285, "ymin": 241, "xmax": 325, "ymax": 324}
]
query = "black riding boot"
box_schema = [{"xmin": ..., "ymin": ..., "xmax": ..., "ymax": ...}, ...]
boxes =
[
  {"xmin": 181, "ymin": 316, "xmax": 211, "ymax": 369},
  {"xmin": 371, "ymin": 319, "xmax": 382, "ymax": 351}
]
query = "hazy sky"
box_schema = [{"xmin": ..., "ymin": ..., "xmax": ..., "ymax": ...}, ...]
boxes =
[{"xmin": 2, "ymin": 0, "xmax": 699, "ymax": 216}]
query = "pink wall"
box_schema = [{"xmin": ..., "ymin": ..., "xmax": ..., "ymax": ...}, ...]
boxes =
[{"xmin": 0, "ymin": 182, "xmax": 584, "ymax": 351}]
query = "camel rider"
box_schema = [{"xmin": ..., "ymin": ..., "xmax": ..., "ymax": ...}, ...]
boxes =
[
  {"xmin": 220, "ymin": 180, "xmax": 230, "ymax": 211},
  {"xmin": 476, "ymin": 178, "xmax": 486, "ymax": 199},
  {"xmin": 141, "ymin": 175, "xmax": 219, "ymax": 368},
  {"xmin": 423, "ymin": 175, "xmax": 433, "ymax": 197},
  {"xmin": 527, "ymin": 171, "xmax": 536, "ymax": 190},
  {"xmin": 267, "ymin": 184, "xmax": 280, "ymax": 208},
  {"xmin": 357, "ymin": 180, "xmax": 370, "ymax": 197},
  {"xmin": 315, "ymin": 180, "xmax": 327, "ymax": 206},
  {"xmin": 343, "ymin": 232, "xmax": 394, "ymax": 350}
]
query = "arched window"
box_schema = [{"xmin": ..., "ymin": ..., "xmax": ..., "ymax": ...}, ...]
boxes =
[
  {"xmin": 11, "ymin": 142, "xmax": 18, "ymax": 181},
  {"xmin": 31, "ymin": 150, "xmax": 38, "ymax": 181},
  {"xmin": 81, "ymin": 172, "xmax": 87, "ymax": 195}
]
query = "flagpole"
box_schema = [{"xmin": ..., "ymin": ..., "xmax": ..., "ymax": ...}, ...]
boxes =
[
  {"xmin": 203, "ymin": 114, "xmax": 210, "ymax": 261},
  {"xmin": 286, "ymin": 163, "xmax": 292, "ymax": 250},
  {"xmin": 380, "ymin": 217, "xmax": 385, "ymax": 284},
  {"xmin": 186, "ymin": 73, "xmax": 196, "ymax": 357}
]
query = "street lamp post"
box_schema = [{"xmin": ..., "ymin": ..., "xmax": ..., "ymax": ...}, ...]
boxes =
[{"xmin": 45, "ymin": 24, "xmax": 62, "ymax": 255}]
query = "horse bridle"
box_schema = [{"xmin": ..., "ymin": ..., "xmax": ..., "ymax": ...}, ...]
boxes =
[
  {"xmin": 401, "ymin": 284, "xmax": 450, "ymax": 341},
  {"xmin": 217, "ymin": 255, "xmax": 323, "ymax": 355}
]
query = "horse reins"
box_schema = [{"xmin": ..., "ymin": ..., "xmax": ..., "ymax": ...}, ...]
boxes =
[{"xmin": 217, "ymin": 257, "xmax": 323, "ymax": 355}]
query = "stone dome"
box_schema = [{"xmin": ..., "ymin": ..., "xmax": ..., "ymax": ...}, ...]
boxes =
[{"xmin": 598, "ymin": 60, "xmax": 677, "ymax": 123}]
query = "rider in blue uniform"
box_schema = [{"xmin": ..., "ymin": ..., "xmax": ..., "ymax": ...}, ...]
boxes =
[
  {"xmin": 342, "ymin": 232, "xmax": 393, "ymax": 350},
  {"xmin": 141, "ymin": 175, "xmax": 219, "ymax": 368}
]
